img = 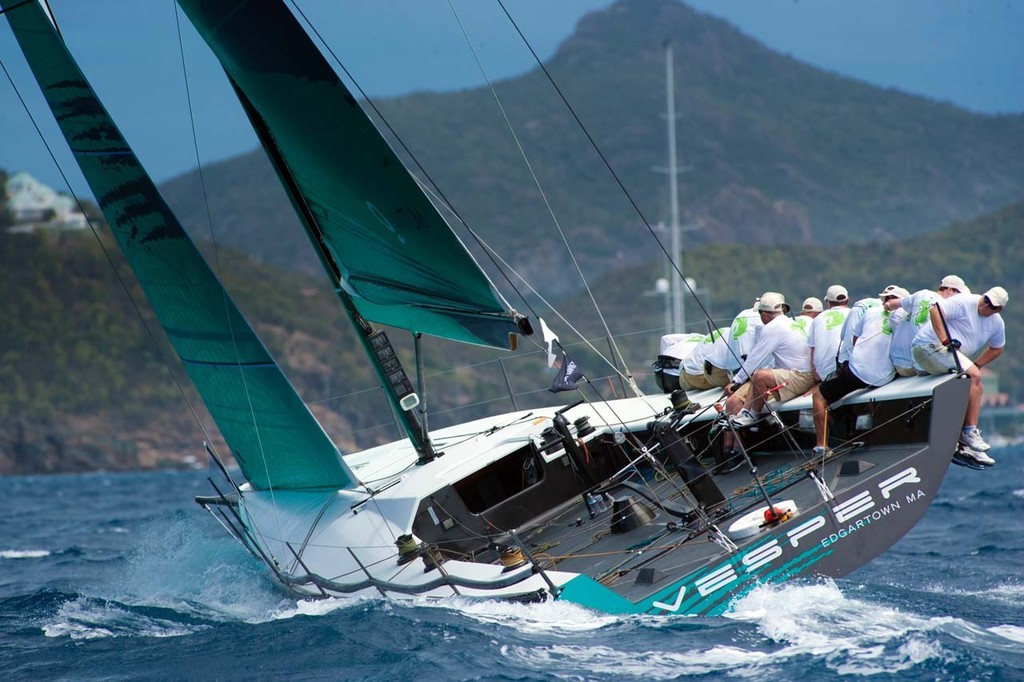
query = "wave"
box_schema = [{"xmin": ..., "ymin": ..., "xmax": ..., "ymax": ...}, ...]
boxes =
[
  {"xmin": 1, "ymin": 549, "xmax": 51, "ymax": 559},
  {"xmin": 429, "ymin": 595, "xmax": 620, "ymax": 635},
  {"xmin": 921, "ymin": 580, "xmax": 1024, "ymax": 607},
  {"xmin": 43, "ymin": 595, "xmax": 209, "ymax": 641}
]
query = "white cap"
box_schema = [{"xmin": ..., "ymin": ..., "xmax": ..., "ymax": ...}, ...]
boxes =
[
  {"xmin": 802, "ymin": 297, "xmax": 823, "ymax": 312},
  {"xmin": 878, "ymin": 284, "xmax": 901, "ymax": 297},
  {"xmin": 939, "ymin": 275, "xmax": 967, "ymax": 293},
  {"xmin": 825, "ymin": 285, "xmax": 849, "ymax": 303},
  {"xmin": 758, "ymin": 292, "xmax": 788, "ymax": 313},
  {"xmin": 882, "ymin": 286, "xmax": 911, "ymax": 299},
  {"xmin": 983, "ymin": 286, "xmax": 1008, "ymax": 308}
]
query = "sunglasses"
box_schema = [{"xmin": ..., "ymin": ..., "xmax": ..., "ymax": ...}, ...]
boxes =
[
  {"xmin": 938, "ymin": 286, "xmax": 958, "ymax": 292},
  {"xmin": 983, "ymin": 296, "xmax": 1003, "ymax": 312}
]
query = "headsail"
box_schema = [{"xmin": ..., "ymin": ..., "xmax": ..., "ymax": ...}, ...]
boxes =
[
  {"xmin": 176, "ymin": 0, "xmax": 522, "ymax": 350},
  {"xmin": 2, "ymin": 0, "xmax": 358, "ymax": 491}
]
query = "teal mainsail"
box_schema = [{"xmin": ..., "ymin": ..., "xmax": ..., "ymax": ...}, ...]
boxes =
[
  {"xmin": 176, "ymin": 0, "xmax": 521, "ymax": 351},
  {"xmin": 2, "ymin": 0, "xmax": 357, "ymax": 491}
]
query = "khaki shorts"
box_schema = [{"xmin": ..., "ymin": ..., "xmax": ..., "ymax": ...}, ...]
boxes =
[
  {"xmin": 912, "ymin": 344, "xmax": 973, "ymax": 375},
  {"xmin": 731, "ymin": 381, "xmax": 755, "ymax": 408},
  {"xmin": 895, "ymin": 365, "xmax": 918, "ymax": 377},
  {"xmin": 703, "ymin": 364, "xmax": 731, "ymax": 388},
  {"xmin": 682, "ymin": 371, "xmax": 714, "ymax": 390},
  {"xmin": 767, "ymin": 369, "xmax": 816, "ymax": 403}
]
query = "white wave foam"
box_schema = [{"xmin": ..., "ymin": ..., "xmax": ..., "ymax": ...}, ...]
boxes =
[
  {"xmin": 921, "ymin": 580, "xmax": 1024, "ymax": 606},
  {"xmin": 724, "ymin": 581, "xmax": 958, "ymax": 675},
  {"xmin": 989, "ymin": 625, "xmax": 1024, "ymax": 644},
  {"xmin": 0, "ymin": 549, "xmax": 50, "ymax": 559},
  {"xmin": 500, "ymin": 642, "xmax": 770, "ymax": 679},
  {"xmin": 485, "ymin": 582, "xmax": 970, "ymax": 678},
  {"xmin": 43, "ymin": 597, "xmax": 206, "ymax": 641},
  {"xmin": 269, "ymin": 595, "xmax": 371, "ymax": 621},
  {"xmin": 436, "ymin": 596, "xmax": 618, "ymax": 634},
  {"xmin": 114, "ymin": 516, "xmax": 289, "ymax": 623}
]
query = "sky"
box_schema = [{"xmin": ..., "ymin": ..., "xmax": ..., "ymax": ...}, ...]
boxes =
[{"xmin": 1, "ymin": 0, "xmax": 1022, "ymax": 194}]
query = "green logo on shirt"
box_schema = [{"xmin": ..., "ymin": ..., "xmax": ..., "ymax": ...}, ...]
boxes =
[
  {"xmin": 881, "ymin": 310, "xmax": 894, "ymax": 336},
  {"xmin": 824, "ymin": 310, "xmax": 845, "ymax": 331},
  {"xmin": 732, "ymin": 318, "xmax": 748, "ymax": 340},
  {"xmin": 914, "ymin": 300, "xmax": 930, "ymax": 326}
]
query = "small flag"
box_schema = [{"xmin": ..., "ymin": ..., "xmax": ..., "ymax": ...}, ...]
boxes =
[
  {"xmin": 539, "ymin": 317, "xmax": 559, "ymax": 368},
  {"xmin": 550, "ymin": 353, "xmax": 585, "ymax": 393}
]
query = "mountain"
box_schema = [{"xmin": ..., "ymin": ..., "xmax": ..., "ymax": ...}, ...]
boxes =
[{"xmin": 158, "ymin": 0, "xmax": 1024, "ymax": 296}]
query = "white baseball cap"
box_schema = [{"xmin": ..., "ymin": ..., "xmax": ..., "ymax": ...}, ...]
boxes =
[
  {"xmin": 802, "ymin": 297, "xmax": 823, "ymax": 312},
  {"xmin": 825, "ymin": 285, "xmax": 848, "ymax": 303},
  {"xmin": 881, "ymin": 286, "xmax": 910, "ymax": 299},
  {"xmin": 758, "ymin": 292, "xmax": 789, "ymax": 313},
  {"xmin": 983, "ymin": 286, "xmax": 1008, "ymax": 308},
  {"xmin": 939, "ymin": 275, "xmax": 967, "ymax": 293}
]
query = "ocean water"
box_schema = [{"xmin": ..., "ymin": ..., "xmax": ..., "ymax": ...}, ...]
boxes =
[{"xmin": 2, "ymin": 447, "xmax": 1022, "ymax": 681}]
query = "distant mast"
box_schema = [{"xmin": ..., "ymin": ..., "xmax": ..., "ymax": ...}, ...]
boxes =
[{"xmin": 664, "ymin": 42, "xmax": 684, "ymax": 333}]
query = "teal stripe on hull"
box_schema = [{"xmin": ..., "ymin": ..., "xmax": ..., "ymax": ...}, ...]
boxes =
[
  {"xmin": 3, "ymin": 0, "xmax": 357, "ymax": 491},
  {"xmin": 558, "ymin": 526, "xmax": 835, "ymax": 616},
  {"xmin": 177, "ymin": 0, "xmax": 520, "ymax": 349}
]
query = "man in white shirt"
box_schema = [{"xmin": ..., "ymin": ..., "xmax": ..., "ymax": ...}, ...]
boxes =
[
  {"xmin": 807, "ymin": 284, "xmax": 851, "ymax": 384},
  {"xmin": 837, "ymin": 296, "xmax": 882, "ymax": 365},
  {"xmin": 886, "ymin": 275, "xmax": 969, "ymax": 377},
  {"xmin": 911, "ymin": 286, "xmax": 1008, "ymax": 462},
  {"xmin": 811, "ymin": 287, "xmax": 908, "ymax": 454},
  {"xmin": 653, "ymin": 333, "xmax": 704, "ymax": 393},
  {"xmin": 719, "ymin": 292, "xmax": 813, "ymax": 453},
  {"xmin": 701, "ymin": 299, "xmax": 765, "ymax": 388},
  {"xmin": 681, "ymin": 327, "xmax": 731, "ymax": 389}
]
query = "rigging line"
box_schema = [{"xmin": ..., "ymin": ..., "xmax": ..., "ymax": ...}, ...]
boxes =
[
  {"xmin": 416, "ymin": 176, "xmax": 646, "ymax": 389},
  {"xmin": 495, "ymin": 1, "xmax": 718, "ymax": 332},
  {"xmin": 284, "ymin": 1, "xmax": 530, "ymax": 318},
  {"xmin": 171, "ymin": 2, "xmax": 284, "ymax": 539},
  {"xmin": 445, "ymin": 0, "xmax": 637, "ymax": 394},
  {"xmin": 0, "ymin": 47, "xmax": 223, "ymax": 472}
]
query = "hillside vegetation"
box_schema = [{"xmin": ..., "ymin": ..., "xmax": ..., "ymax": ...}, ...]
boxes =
[{"xmin": 0, "ymin": 200, "xmax": 1019, "ymax": 474}]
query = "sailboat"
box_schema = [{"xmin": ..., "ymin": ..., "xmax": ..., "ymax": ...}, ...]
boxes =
[{"xmin": 4, "ymin": 0, "xmax": 971, "ymax": 616}]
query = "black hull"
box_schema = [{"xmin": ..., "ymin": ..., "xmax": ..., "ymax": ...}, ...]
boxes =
[{"xmin": 553, "ymin": 376, "xmax": 971, "ymax": 615}]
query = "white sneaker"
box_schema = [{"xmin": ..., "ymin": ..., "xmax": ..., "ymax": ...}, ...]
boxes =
[
  {"xmin": 959, "ymin": 429, "xmax": 991, "ymax": 452},
  {"xmin": 730, "ymin": 408, "xmax": 758, "ymax": 428},
  {"xmin": 962, "ymin": 447, "xmax": 995, "ymax": 466}
]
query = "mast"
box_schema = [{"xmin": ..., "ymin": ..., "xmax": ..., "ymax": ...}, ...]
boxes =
[{"xmin": 665, "ymin": 43, "xmax": 685, "ymax": 333}]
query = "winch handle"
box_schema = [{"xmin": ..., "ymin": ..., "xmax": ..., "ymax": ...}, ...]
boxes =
[{"xmin": 934, "ymin": 302, "xmax": 964, "ymax": 375}]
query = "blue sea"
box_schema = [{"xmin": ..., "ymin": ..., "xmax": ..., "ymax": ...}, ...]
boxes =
[{"xmin": 2, "ymin": 447, "xmax": 1022, "ymax": 681}]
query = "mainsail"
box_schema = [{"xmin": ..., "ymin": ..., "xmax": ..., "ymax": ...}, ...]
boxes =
[
  {"xmin": 177, "ymin": 0, "xmax": 522, "ymax": 350},
  {"xmin": 3, "ymin": 0, "xmax": 358, "ymax": 491}
]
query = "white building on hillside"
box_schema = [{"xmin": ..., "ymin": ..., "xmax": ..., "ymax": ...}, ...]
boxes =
[{"xmin": 4, "ymin": 171, "xmax": 88, "ymax": 230}]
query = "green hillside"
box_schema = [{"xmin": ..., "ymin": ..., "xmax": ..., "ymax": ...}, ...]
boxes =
[
  {"xmin": 158, "ymin": 0, "xmax": 1024, "ymax": 296},
  {"xmin": 1, "ymin": 200, "xmax": 1018, "ymax": 475}
]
